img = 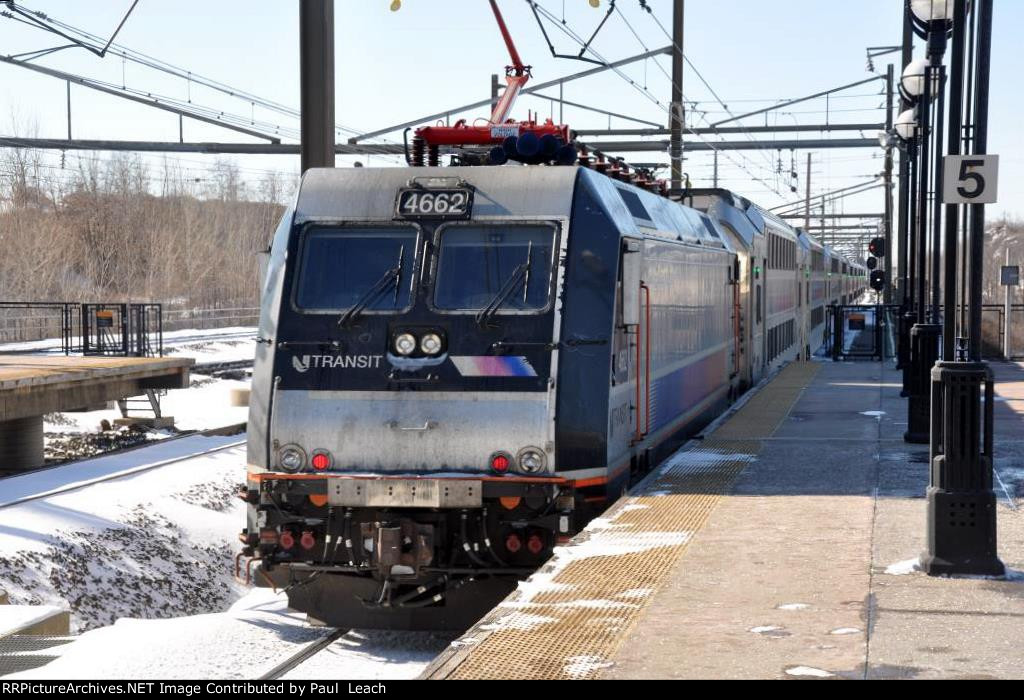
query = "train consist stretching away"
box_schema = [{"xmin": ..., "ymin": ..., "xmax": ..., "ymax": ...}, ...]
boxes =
[{"xmin": 240, "ymin": 166, "xmax": 866, "ymax": 629}]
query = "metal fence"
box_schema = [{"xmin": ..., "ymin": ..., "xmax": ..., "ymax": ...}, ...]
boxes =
[
  {"xmin": 0, "ymin": 302, "xmax": 163, "ymax": 357},
  {"xmin": 161, "ymin": 306, "xmax": 259, "ymax": 332},
  {"xmin": 979, "ymin": 304, "xmax": 1024, "ymax": 360},
  {"xmin": 827, "ymin": 305, "xmax": 896, "ymax": 362}
]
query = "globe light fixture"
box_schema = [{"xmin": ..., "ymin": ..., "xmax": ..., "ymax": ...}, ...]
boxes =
[
  {"xmin": 910, "ymin": 0, "xmax": 954, "ymax": 24},
  {"xmin": 901, "ymin": 57, "xmax": 940, "ymax": 100},
  {"xmin": 895, "ymin": 108, "xmax": 920, "ymax": 141}
]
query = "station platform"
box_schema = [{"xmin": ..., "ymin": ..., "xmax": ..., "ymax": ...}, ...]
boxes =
[
  {"xmin": 0, "ymin": 356, "xmax": 192, "ymax": 471},
  {"xmin": 424, "ymin": 360, "xmax": 1024, "ymax": 680}
]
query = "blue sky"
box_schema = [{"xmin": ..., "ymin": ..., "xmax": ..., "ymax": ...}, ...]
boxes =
[{"xmin": 0, "ymin": 0, "xmax": 1020, "ymax": 221}]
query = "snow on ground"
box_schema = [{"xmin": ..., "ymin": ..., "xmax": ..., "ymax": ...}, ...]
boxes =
[
  {"xmin": 46, "ymin": 376, "xmax": 251, "ymax": 436},
  {"xmin": 4, "ymin": 589, "xmax": 453, "ymax": 680},
  {"xmin": 0, "ymin": 439, "xmax": 248, "ymax": 633},
  {"xmin": 281, "ymin": 628, "xmax": 457, "ymax": 681},
  {"xmin": 0, "ymin": 605, "xmax": 67, "ymax": 637},
  {"xmin": 160, "ymin": 326, "xmax": 257, "ymax": 366}
]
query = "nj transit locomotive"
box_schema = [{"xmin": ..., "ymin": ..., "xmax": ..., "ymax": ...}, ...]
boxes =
[{"xmin": 240, "ymin": 166, "xmax": 866, "ymax": 629}]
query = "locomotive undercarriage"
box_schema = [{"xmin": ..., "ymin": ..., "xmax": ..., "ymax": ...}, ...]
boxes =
[{"xmin": 240, "ymin": 476, "xmax": 574, "ymax": 629}]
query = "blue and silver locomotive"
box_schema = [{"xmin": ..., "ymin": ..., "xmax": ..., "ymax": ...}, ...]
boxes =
[{"xmin": 241, "ymin": 166, "xmax": 864, "ymax": 629}]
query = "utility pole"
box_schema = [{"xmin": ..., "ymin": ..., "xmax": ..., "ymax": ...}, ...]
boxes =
[
  {"xmin": 805, "ymin": 153, "xmax": 812, "ymax": 231},
  {"xmin": 713, "ymin": 150, "xmax": 719, "ymax": 188},
  {"xmin": 670, "ymin": 0, "xmax": 684, "ymax": 192},
  {"xmin": 299, "ymin": 0, "xmax": 335, "ymax": 173}
]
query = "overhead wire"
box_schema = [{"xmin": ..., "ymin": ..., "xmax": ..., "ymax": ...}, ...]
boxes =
[{"xmin": 528, "ymin": 0, "xmax": 785, "ymax": 198}]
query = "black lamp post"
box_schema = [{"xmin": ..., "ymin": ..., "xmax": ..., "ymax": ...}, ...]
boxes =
[
  {"xmin": 899, "ymin": 16, "xmax": 943, "ymax": 444},
  {"xmin": 913, "ymin": 0, "xmax": 1005, "ymax": 578}
]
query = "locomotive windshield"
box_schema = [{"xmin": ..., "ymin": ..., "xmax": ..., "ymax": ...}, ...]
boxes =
[
  {"xmin": 294, "ymin": 226, "xmax": 418, "ymax": 312},
  {"xmin": 433, "ymin": 224, "xmax": 555, "ymax": 312}
]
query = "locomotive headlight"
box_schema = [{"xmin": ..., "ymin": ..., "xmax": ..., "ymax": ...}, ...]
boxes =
[
  {"xmin": 517, "ymin": 447, "xmax": 547, "ymax": 474},
  {"xmin": 394, "ymin": 333, "xmax": 417, "ymax": 356},
  {"xmin": 278, "ymin": 445, "xmax": 306, "ymax": 473},
  {"xmin": 420, "ymin": 333, "xmax": 443, "ymax": 356}
]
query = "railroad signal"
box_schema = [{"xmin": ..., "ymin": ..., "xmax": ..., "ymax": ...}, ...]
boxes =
[
  {"xmin": 870, "ymin": 270, "xmax": 885, "ymax": 292},
  {"xmin": 867, "ymin": 257, "xmax": 878, "ymax": 271},
  {"xmin": 868, "ymin": 237, "xmax": 886, "ymax": 258}
]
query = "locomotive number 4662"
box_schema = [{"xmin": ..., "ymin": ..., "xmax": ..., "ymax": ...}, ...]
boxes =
[{"xmin": 396, "ymin": 188, "xmax": 473, "ymax": 219}]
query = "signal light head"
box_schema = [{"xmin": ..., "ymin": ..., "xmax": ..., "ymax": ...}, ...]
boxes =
[
  {"xmin": 870, "ymin": 270, "xmax": 886, "ymax": 292},
  {"xmin": 868, "ymin": 237, "xmax": 886, "ymax": 258}
]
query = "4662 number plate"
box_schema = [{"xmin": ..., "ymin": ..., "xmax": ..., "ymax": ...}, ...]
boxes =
[{"xmin": 396, "ymin": 188, "xmax": 473, "ymax": 220}]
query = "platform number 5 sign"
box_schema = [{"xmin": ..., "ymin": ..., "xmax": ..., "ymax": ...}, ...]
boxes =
[{"xmin": 943, "ymin": 155, "xmax": 999, "ymax": 204}]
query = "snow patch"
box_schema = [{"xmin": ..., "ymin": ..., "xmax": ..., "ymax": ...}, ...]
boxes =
[
  {"xmin": 885, "ymin": 558, "xmax": 922, "ymax": 576},
  {"xmin": 563, "ymin": 655, "xmax": 613, "ymax": 678},
  {"xmin": 860, "ymin": 411, "xmax": 887, "ymax": 418},
  {"xmin": 616, "ymin": 588, "xmax": 653, "ymax": 600},
  {"xmin": 777, "ymin": 603, "xmax": 810, "ymax": 611},
  {"xmin": 786, "ymin": 666, "xmax": 835, "ymax": 678},
  {"xmin": 749, "ymin": 625, "xmax": 784, "ymax": 635},
  {"xmin": 618, "ymin": 503, "xmax": 650, "ymax": 513},
  {"xmin": 830, "ymin": 627, "xmax": 861, "ymax": 636},
  {"xmin": 657, "ymin": 449, "xmax": 757, "ymax": 477},
  {"xmin": 480, "ymin": 612, "xmax": 557, "ymax": 632}
]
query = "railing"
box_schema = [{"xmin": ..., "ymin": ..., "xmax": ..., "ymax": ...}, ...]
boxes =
[
  {"xmin": 0, "ymin": 302, "xmax": 77, "ymax": 353},
  {"xmin": 0, "ymin": 302, "xmax": 163, "ymax": 357},
  {"xmin": 827, "ymin": 304, "xmax": 897, "ymax": 362}
]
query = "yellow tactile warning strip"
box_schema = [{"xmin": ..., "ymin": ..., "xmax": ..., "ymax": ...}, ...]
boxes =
[{"xmin": 423, "ymin": 362, "xmax": 820, "ymax": 680}]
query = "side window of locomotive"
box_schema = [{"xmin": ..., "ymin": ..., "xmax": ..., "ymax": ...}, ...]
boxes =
[
  {"xmin": 433, "ymin": 224, "xmax": 555, "ymax": 312},
  {"xmin": 756, "ymin": 285, "xmax": 763, "ymax": 325},
  {"xmin": 294, "ymin": 226, "xmax": 418, "ymax": 312}
]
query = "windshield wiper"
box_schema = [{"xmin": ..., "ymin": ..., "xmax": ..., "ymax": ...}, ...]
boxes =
[
  {"xmin": 337, "ymin": 245, "xmax": 405, "ymax": 328},
  {"xmin": 475, "ymin": 262, "xmax": 533, "ymax": 330}
]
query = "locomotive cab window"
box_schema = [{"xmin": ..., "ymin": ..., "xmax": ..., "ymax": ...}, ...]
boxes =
[
  {"xmin": 294, "ymin": 225, "xmax": 419, "ymax": 313},
  {"xmin": 433, "ymin": 223, "xmax": 556, "ymax": 312}
]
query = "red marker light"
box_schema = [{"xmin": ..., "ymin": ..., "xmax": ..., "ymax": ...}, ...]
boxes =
[
  {"xmin": 279, "ymin": 531, "xmax": 295, "ymax": 550},
  {"xmin": 300, "ymin": 531, "xmax": 316, "ymax": 550},
  {"xmin": 505, "ymin": 533, "xmax": 522, "ymax": 553},
  {"xmin": 311, "ymin": 452, "xmax": 331, "ymax": 471},
  {"xmin": 491, "ymin": 453, "xmax": 510, "ymax": 474},
  {"xmin": 527, "ymin": 534, "xmax": 544, "ymax": 555}
]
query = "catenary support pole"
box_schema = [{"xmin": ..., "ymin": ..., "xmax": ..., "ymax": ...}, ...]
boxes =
[{"xmin": 300, "ymin": 0, "xmax": 335, "ymax": 173}]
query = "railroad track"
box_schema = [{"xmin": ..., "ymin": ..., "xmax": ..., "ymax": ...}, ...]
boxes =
[
  {"xmin": 192, "ymin": 358, "xmax": 254, "ymax": 377},
  {"xmin": 0, "ymin": 425, "xmax": 246, "ymax": 509},
  {"xmin": 259, "ymin": 628, "xmax": 349, "ymax": 680}
]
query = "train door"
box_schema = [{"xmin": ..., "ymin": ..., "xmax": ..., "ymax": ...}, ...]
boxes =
[
  {"xmin": 751, "ymin": 253, "xmax": 766, "ymax": 383},
  {"xmin": 612, "ymin": 238, "xmax": 649, "ymax": 479}
]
